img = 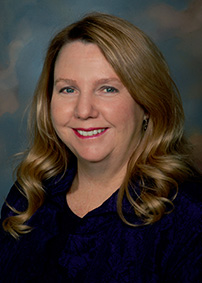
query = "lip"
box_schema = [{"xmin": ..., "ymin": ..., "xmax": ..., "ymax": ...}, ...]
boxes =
[{"xmin": 73, "ymin": 127, "xmax": 108, "ymax": 139}]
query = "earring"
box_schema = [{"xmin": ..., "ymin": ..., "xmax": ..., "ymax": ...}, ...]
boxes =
[{"xmin": 143, "ymin": 118, "xmax": 149, "ymax": 131}]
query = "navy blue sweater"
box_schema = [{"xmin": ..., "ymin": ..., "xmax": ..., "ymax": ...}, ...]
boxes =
[{"xmin": 0, "ymin": 167, "xmax": 202, "ymax": 282}]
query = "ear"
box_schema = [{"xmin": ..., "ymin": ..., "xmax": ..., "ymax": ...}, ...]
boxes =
[
  {"xmin": 142, "ymin": 112, "xmax": 150, "ymax": 131},
  {"xmin": 143, "ymin": 112, "xmax": 149, "ymax": 121}
]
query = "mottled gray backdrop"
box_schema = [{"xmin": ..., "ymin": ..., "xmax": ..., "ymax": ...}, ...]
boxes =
[{"xmin": 0, "ymin": 0, "xmax": 202, "ymax": 207}]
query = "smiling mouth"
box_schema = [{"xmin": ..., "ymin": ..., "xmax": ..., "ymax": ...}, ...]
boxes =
[{"xmin": 73, "ymin": 128, "xmax": 107, "ymax": 138}]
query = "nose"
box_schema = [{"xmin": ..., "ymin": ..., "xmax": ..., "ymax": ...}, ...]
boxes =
[{"xmin": 74, "ymin": 93, "xmax": 98, "ymax": 120}]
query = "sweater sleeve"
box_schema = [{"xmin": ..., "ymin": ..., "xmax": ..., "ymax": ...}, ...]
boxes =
[
  {"xmin": 164, "ymin": 183, "xmax": 202, "ymax": 282},
  {"xmin": 165, "ymin": 227, "xmax": 202, "ymax": 282}
]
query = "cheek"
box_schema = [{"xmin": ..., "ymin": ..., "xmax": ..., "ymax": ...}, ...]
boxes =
[
  {"xmin": 50, "ymin": 98, "xmax": 70, "ymax": 126},
  {"xmin": 50, "ymin": 105, "xmax": 68, "ymax": 135},
  {"xmin": 50, "ymin": 101, "xmax": 68, "ymax": 141},
  {"xmin": 50, "ymin": 100, "xmax": 60, "ymax": 127},
  {"xmin": 113, "ymin": 102, "xmax": 143, "ymax": 130}
]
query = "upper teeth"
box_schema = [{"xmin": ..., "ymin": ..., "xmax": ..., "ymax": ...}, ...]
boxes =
[{"xmin": 77, "ymin": 129, "xmax": 105, "ymax": 136}]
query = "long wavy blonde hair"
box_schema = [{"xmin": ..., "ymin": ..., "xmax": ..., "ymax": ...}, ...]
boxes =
[{"xmin": 3, "ymin": 12, "xmax": 195, "ymax": 238}]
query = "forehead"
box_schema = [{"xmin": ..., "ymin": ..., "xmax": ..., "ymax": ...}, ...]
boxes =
[
  {"xmin": 56, "ymin": 41, "xmax": 104, "ymax": 63},
  {"xmin": 54, "ymin": 41, "xmax": 119, "ymax": 80}
]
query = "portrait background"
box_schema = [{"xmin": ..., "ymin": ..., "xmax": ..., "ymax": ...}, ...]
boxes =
[{"xmin": 0, "ymin": 0, "xmax": 201, "ymax": 207}]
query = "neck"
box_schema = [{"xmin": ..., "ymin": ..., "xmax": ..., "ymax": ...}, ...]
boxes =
[
  {"xmin": 66, "ymin": 157, "xmax": 129, "ymax": 218},
  {"xmin": 75, "ymin": 157, "xmax": 128, "ymax": 193}
]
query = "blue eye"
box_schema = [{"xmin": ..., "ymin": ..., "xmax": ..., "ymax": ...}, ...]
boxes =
[
  {"xmin": 103, "ymin": 87, "xmax": 118, "ymax": 93},
  {"xmin": 60, "ymin": 87, "xmax": 74, "ymax": 94}
]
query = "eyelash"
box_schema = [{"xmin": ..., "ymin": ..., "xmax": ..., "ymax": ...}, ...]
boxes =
[
  {"xmin": 59, "ymin": 87, "xmax": 75, "ymax": 94},
  {"xmin": 101, "ymin": 86, "xmax": 119, "ymax": 93}
]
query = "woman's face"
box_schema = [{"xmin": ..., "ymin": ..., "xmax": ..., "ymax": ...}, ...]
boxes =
[{"xmin": 51, "ymin": 41, "xmax": 145, "ymax": 165}]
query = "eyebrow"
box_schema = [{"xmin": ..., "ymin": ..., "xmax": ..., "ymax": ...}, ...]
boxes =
[
  {"xmin": 54, "ymin": 78, "xmax": 77, "ymax": 85},
  {"xmin": 95, "ymin": 78, "xmax": 122, "ymax": 85},
  {"xmin": 54, "ymin": 77, "xmax": 122, "ymax": 86}
]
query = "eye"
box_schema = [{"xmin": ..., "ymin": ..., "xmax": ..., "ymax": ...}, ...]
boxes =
[
  {"xmin": 102, "ymin": 86, "xmax": 118, "ymax": 93},
  {"xmin": 59, "ymin": 87, "xmax": 75, "ymax": 94}
]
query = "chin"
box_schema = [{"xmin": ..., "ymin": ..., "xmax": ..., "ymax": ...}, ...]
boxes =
[{"xmin": 75, "ymin": 152, "xmax": 110, "ymax": 163}]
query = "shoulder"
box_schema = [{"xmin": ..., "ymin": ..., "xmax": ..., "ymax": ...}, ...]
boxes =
[
  {"xmin": 0, "ymin": 183, "xmax": 28, "ymax": 221},
  {"xmin": 0, "ymin": 165, "xmax": 76, "ymax": 221},
  {"xmin": 174, "ymin": 178, "xmax": 202, "ymax": 219},
  {"xmin": 163, "ymin": 178, "xmax": 202, "ymax": 230},
  {"xmin": 155, "ymin": 178, "xmax": 202, "ymax": 253},
  {"xmin": 158, "ymin": 179, "xmax": 202, "ymax": 280},
  {"xmin": 178, "ymin": 176, "xmax": 202, "ymax": 200}
]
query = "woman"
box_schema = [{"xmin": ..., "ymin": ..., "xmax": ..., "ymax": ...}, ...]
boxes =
[{"xmin": 0, "ymin": 12, "xmax": 201, "ymax": 282}]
